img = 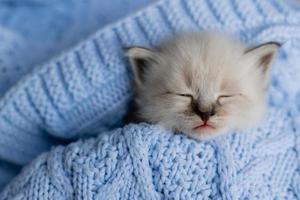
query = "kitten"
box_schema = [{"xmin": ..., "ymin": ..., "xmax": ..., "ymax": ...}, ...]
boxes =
[{"xmin": 126, "ymin": 32, "xmax": 280, "ymax": 140}]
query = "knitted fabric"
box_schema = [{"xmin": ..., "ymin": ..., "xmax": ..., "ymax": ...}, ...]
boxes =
[
  {"xmin": 0, "ymin": 0, "xmax": 152, "ymax": 95},
  {"xmin": 1, "ymin": 112, "xmax": 300, "ymax": 199},
  {"xmin": 0, "ymin": 0, "xmax": 153, "ymax": 189},
  {"xmin": 0, "ymin": 0, "xmax": 300, "ymax": 198}
]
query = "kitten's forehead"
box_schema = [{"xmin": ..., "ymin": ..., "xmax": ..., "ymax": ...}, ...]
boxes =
[
  {"xmin": 161, "ymin": 32, "xmax": 245, "ymax": 60},
  {"xmin": 159, "ymin": 33, "xmax": 245, "ymax": 94}
]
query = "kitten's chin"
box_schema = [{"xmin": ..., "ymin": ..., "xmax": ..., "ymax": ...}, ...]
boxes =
[
  {"xmin": 174, "ymin": 125, "xmax": 228, "ymax": 140},
  {"xmin": 160, "ymin": 121, "xmax": 228, "ymax": 140}
]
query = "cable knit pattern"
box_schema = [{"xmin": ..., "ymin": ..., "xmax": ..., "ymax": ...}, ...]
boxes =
[
  {"xmin": 0, "ymin": 0, "xmax": 300, "ymax": 198},
  {"xmin": 1, "ymin": 110, "xmax": 299, "ymax": 199}
]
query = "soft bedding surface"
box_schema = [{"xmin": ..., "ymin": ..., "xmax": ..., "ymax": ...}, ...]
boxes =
[{"xmin": 0, "ymin": 0, "xmax": 153, "ymax": 189}]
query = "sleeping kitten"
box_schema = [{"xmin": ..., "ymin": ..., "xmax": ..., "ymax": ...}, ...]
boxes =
[{"xmin": 126, "ymin": 32, "xmax": 280, "ymax": 140}]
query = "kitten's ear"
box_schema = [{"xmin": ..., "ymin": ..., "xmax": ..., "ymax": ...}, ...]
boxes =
[
  {"xmin": 126, "ymin": 46, "xmax": 156, "ymax": 87},
  {"xmin": 245, "ymin": 42, "xmax": 281, "ymax": 76}
]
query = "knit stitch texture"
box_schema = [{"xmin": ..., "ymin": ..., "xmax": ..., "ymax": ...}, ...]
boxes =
[
  {"xmin": 0, "ymin": 0, "xmax": 300, "ymax": 198},
  {"xmin": 0, "ymin": 0, "xmax": 153, "ymax": 189},
  {"xmin": 1, "ymin": 115, "xmax": 299, "ymax": 200}
]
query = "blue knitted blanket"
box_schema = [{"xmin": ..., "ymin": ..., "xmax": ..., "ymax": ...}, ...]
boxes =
[
  {"xmin": 1, "ymin": 0, "xmax": 300, "ymax": 199},
  {"xmin": 0, "ymin": 0, "xmax": 153, "ymax": 188}
]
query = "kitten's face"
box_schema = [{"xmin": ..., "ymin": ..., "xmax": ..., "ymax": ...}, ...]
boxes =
[{"xmin": 127, "ymin": 33, "xmax": 280, "ymax": 140}]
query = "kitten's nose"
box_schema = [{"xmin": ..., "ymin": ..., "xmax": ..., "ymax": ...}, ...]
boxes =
[
  {"xmin": 198, "ymin": 108, "xmax": 215, "ymax": 122},
  {"xmin": 192, "ymin": 102, "xmax": 216, "ymax": 122},
  {"xmin": 199, "ymin": 112, "xmax": 211, "ymax": 122}
]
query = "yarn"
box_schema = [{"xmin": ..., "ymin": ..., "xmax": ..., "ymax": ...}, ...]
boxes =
[
  {"xmin": 0, "ymin": 0, "xmax": 153, "ymax": 189},
  {"xmin": 1, "ymin": 111, "xmax": 299, "ymax": 199}
]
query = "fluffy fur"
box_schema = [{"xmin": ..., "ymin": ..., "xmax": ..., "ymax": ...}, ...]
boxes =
[{"xmin": 126, "ymin": 32, "xmax": 280, "ymax": 140}]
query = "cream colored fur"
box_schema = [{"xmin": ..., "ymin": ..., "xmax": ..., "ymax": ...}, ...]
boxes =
[{"xmin": 127, "ymin": 32, "xmax": 279, "ymax": 140}]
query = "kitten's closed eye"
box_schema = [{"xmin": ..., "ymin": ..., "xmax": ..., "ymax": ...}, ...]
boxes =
[
  {"xmin": 217, "ymin": 94, "xmax": 242, "ymax": 105},
  {"xmin": 164, "ymin": 91, "xmax": 193, "ymax": 99},
  {"xmin": 176, "ymin": 93, "xmax": 193, "ymax": 98}
]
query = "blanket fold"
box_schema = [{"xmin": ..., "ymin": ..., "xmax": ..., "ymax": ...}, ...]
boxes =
[{"xmin": 0, "ymin": 0, "xmax": 153, "ymax": 189}]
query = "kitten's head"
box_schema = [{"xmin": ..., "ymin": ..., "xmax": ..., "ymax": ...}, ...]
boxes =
[{"xmin": 126, "ymin": 32, "xmax": 280, "ymax": 140}]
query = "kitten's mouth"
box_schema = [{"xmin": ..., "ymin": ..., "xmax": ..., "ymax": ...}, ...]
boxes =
[{"xmin": 193, "ymin": 123, "xmax": 216, "ymax": 131}]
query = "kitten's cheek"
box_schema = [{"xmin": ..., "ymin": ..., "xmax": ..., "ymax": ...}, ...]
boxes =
[{"xmin": 217, "ymin": 109, "xmax": 227, "ymax": 117}]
